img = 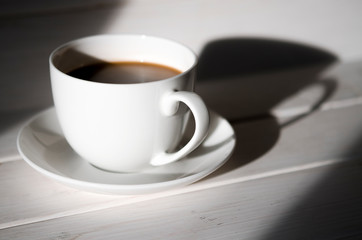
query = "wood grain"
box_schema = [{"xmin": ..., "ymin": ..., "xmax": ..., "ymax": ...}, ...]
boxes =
[{"xmin": 1, "ymin": 159, "xmax": 361, "ymax": 239}]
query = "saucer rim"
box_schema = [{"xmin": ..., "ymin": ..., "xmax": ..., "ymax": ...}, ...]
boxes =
[{"xmin": 17, "ymin": 107, "xmax": 235, "ymax": 194}]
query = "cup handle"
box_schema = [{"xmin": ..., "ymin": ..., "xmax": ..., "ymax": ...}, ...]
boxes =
[{"xmin": 150, "ymin": 91, "xmax": 210, "ymax": 166}]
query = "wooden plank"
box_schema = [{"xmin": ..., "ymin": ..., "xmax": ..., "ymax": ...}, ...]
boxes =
[
  {"xmin": 0, "ymin": 160, "xmax": 132, "ymax": 228},
  {"xmin": 1, "ymin": 104, "xmax": 362, "ymax": 228},
  {"xmin": 1, "ymin": 159, "xmax": 362, "ymax": 239},
  {"xmin": 208, "ymin": 102, "xmax": 362, "ymax": 182}
]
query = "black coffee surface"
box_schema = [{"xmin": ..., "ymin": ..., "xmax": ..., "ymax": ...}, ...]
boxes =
[{"xmin": 67, "ymin": 61, "xmax": 182, "ymax": 84}]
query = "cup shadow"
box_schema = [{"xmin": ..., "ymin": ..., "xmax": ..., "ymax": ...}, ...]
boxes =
[{"xmin": 195, "ymin": 37, "xmax": 338, "ymax": 175}]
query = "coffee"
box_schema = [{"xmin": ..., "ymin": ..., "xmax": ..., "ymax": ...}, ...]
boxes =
[{"xmin": 67, "ymin": 61, "xmax": 182, "ymax": 84}]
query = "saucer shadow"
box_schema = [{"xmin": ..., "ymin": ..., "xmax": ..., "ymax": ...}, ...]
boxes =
[
  {"xmin": 196, "ymin": 37, "xmax": 338, "ymax": 175},
  {"xmin": 203, "ymin": 114, "xmax": 280, "ymax": 179}
]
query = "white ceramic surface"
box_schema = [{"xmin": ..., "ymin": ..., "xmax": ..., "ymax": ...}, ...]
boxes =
[
  {"xmin": 50, "ymin": 34, "xmax": 209, "ymax": 172},
  {"xmin": 17, "ymin": 108, "xmax": 236, "ymax": 195}
]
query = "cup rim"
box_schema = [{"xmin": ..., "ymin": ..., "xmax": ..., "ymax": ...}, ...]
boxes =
[{"xmin": 49, "ymin": 34, "xmax": 198, "ymax": 86}]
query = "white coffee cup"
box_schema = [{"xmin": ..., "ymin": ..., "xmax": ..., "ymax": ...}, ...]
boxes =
[{"xmin": 49, "ymin": 34, "xmax": 209, "ymax": 172}]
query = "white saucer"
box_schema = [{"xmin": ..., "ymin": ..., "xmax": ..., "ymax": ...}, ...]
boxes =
[{"xmin": 17, "ymin": 108, "xmax": 236, "ymax": 195}]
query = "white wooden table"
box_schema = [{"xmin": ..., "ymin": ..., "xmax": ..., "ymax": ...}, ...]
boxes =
[{"xmin": 1, "ymin": 1, "xmax": 362, "ymax": 239}]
